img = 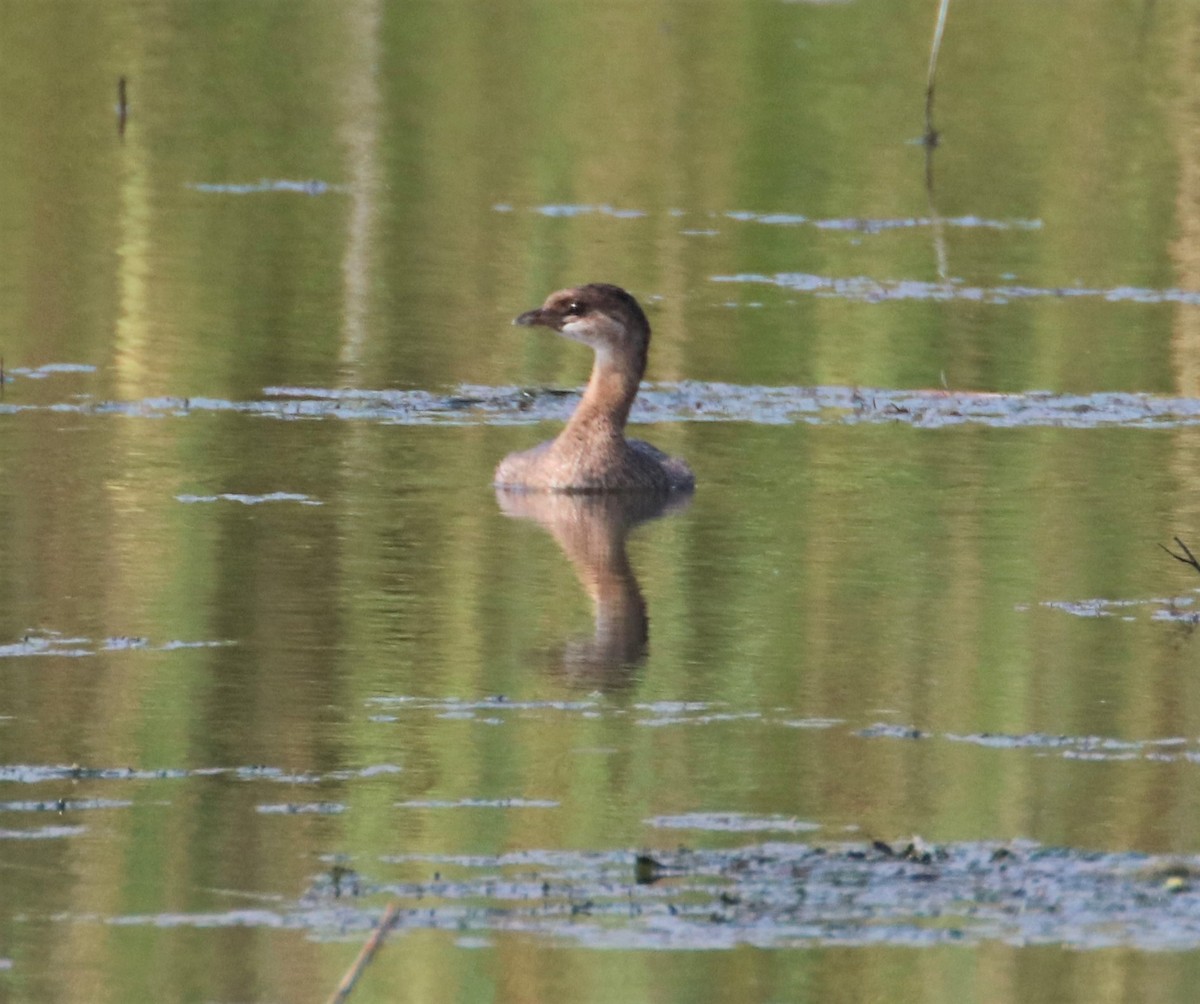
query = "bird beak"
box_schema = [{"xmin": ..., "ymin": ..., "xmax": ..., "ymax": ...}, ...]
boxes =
[{"xmin": 514, "ymin": 308, "xmax": 558, "ymax": 329}]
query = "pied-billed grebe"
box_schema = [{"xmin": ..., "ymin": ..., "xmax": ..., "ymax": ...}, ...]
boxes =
[{"xmin": 493, "ymin": 283, "xmax": 694, "ymax": 493}]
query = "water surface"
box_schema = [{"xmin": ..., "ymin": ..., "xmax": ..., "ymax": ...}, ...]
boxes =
[{"xmin": 2, "ymin": 2, "xmax": 1200, "ymax": 1002}]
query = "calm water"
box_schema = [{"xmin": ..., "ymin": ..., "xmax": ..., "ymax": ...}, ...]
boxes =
[{"xmin": 3, "ymin": 1, "xmax": 1200, "ymax": 1001}]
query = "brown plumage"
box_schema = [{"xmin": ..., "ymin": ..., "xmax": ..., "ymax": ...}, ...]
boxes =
[{"xmin": 494, "ymin": 284, "xmax": 694, "ymax": 494}]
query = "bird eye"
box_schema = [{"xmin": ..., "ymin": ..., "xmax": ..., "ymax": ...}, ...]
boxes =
[{"xmin": 565, "ymin": 301, "xmax": 585, "ymax": 317}]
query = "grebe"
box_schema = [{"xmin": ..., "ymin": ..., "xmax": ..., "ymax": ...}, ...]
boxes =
[{"xmin": 493, "ymin": 283, "xmax": 694, "ymax": 493}]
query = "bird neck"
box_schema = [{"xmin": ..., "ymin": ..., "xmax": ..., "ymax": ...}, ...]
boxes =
[{"xmin": 563, "ymin": 346, "xmax": 644, "ymax": 440}]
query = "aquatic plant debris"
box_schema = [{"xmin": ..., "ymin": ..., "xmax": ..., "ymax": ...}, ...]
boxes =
[
  {"xmin": 1, "ymin": 362, "xmax": 96, "ymax": 382},
  {"xmin": 187, "ymin": 179, "xmax": 347, "ymax": 196},
  {"xmin": 0, "ymin": 763, "xmax": 400, "ymax": 785},
  {"xmin": 80, "ymin": 839, "xmax": 1200, "ymax": 951},
  {"xmin": 176, "ymin": 492, "xmax": 323, "ymax": 506},
  {"xmin": 1032, "ymin": 594, "xmax": 1200, "ymax": 623},
  {"xmin": 0, "ymin": 825, "xmax": 87, "ymax": 840},
  {"xmin": 363, "ymin": 697, "xmax": 1200, "ymax": 766},
  {"xmin": 712, "ymin": 271, "xmax": 1200, "ymax": 306},
  {"xmin": 10, "ymin": 384, "xmax": 1200, "ymax": 431},
  {"xmin": 0, "ymin": 798, "xmax": 133, "ymax": 812},
  {"xmin": 396, "ymin": 798, "xmax": 559, "ymax": 809},
  {"xmin": 494, "ymin": 203, "xmax": 1040, "ymax": 233},
  {"xmin": 646, "ymin": 812, "xmax": 821, "ymax": 833},
  {"xmin": 860, "ymin": 724, "xmax": 1200, "ymax": 763},
  {"xmin": 0, "ymin": 629, "xmax": 234, "ymax": 659},
  {"xmin": 257, "ymin": 803, "xmax": 347, "ymax": 815}
]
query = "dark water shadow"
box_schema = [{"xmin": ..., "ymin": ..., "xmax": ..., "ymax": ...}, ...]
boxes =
[{"xmin": 495, "ymin": 490, "xmax": 691, "ymax": 689}]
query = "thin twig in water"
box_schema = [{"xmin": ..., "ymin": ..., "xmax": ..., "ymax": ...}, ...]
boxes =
[
  {"xmin": 325, "ymin": 901, "xmax": 402, "ymax": 1004},
  {"xmin": 1160, "ymin": 537, "xmax": 1200, "ymax": 575},
  {"xmin": 922, "ymin": 0, "xmax": 951, "ymax": 280},
  {"xmin": 924, "ymin": 0, "xmax": 951, "ymax": 147},
  {"xmin": 117, "ymin": 76, "xmax": 128, "ymax": 138}
]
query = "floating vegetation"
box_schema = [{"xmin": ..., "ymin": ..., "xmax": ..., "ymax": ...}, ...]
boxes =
[
  {"xmin": 645, "ymin": 812, "xmax": 820, "ymax": 833},
  {"xmin": 0, "ymin": 825, "xmax": 87, "ymax": 840},
  {"xmin": 712, "ymin": 271, "xmax": 1200, "ymax": 306},
  {"xmin": 395, "ymin": 798, "xmax": 559, "ymax": 809},
  {"xmin": 0, "ymin": 629, "xmax": 235, "ymax": 659},
  {"xmin": 858, "ymin": 723, "xmax": 926, "ymax": 740},
  {"xmin": 2, "ymin": 362, "xmax": 96, "ymax": 381},
  {"xmin": 364, "ymin": 697, "xmax": 1200, "ymax": 768},
  {"xmin": 186, "ymin": 179, "xmax": 346, "ymax": 196},
  {"xmin": 0, "ymin": 763, "xmax": 398, "ymax": 785},
  {"xmin": 256, "ymin": 803, "xmax": 348, "ymax": 815},
  {"xmin": 0, "ymin": 798, "xmax": 133, "ymax": 812},
  {"xmin": 176, "ymin": 492, "xmax": 323, "ymax": 506},
  {"xmin": 862, "ymin": 725, "xmax": 1200, "ymax": 764},
  {"xmin": 1031, "ymin": 594, "xmax": 1200, "ymax": 623},
  {"xmin": 365, "ymin": 695, "xmax": 599, "ymax": 714},
  {"xmin": 9, "ymin": 383, "xmax": 1200, "ymax": 431},
  {"xmin": 84, "ymin": 839, "xmax": 1200, "ymax": 951},
  {"xmin": 494, "ymin": 203, "xmax": 1039, "ymax": 233}
]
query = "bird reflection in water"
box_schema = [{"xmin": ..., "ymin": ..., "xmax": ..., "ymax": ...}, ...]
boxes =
[{"xmin": 495, "ymin": 488, "xmax": 691, "ymax": 688}]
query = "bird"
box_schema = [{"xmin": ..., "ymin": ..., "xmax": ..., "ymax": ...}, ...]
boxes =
[{"xmin": 494, "ymin": 283, "xmax": 694, "ymax": 494}]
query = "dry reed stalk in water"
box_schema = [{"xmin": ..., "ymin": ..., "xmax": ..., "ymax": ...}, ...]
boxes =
[
  {"xmin": 925, "ymin": 0, "xmax": 951, "ymax": 146},
  {"xmin": 325, "ymin": 901, "xmax": 403, "ymax": 1004}
]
